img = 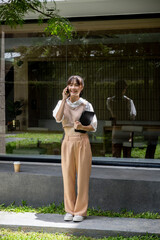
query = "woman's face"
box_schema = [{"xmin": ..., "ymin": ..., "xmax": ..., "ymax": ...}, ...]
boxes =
[{"xmin": 68, "ymin": 79, "xmax": 83, "ymax": 98}]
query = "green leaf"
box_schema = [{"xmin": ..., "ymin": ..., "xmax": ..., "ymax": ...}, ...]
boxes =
[{"xmin": 0, "ymin": 0, "xmax": 74, "ymax": 41}]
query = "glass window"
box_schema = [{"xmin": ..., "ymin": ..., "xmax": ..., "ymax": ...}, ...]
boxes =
[{"xmin": 1, "ymin": 20, "xmax": 160, "ymax": 162}]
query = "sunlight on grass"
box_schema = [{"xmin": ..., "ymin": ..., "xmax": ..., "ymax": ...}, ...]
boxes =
[
  {"xmin": 0, "ymin": 229, "xmax": 159, "ymax": 240},
  {"xmin": 0, "ymin": 202, "xmax": 160, "ymax": 219},
  {"xmin": 0, "ymin": 229, "xmax": 76, "ymax": 240}
]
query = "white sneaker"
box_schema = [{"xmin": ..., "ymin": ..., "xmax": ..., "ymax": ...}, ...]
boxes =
[
  {"xmin": 64, "ymin": 213, "xmax": 73, "ymax": 221},
  {"xmin": 73, "ymin": 215, "xmax": 85, "ymax": 222}
]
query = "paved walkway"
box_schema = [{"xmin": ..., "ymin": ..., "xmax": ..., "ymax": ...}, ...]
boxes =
[{"xmin": 0, "ymin": 211, "xmax": 160, "ymax": 238}]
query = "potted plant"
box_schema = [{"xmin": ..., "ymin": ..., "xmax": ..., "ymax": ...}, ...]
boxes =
[{"xmin": 7, "ymin": 100, "xmax": 24, "ymax": 131}]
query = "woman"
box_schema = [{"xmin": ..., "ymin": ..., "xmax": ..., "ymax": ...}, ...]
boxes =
[{"xmin": 53, "ymin": 75, "xmax": 97, "ymax": 222}]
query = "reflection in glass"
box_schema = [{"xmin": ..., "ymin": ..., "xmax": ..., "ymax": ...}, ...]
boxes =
[
  {"xmin": 3, "ymin": 29, "xmax": 160, "ymax": 159},
  {"xmin": 107, "ymin": 80, "xmax": 136, "ymax": 158}
]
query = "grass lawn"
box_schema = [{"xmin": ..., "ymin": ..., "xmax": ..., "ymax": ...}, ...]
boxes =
[
  {"xmin": 0, "ymin": 202, "xmax": 160, "ymax": 219},
  {"xmin": 105, "ymin": 145, "xmax": 160, "ymax": 159},
  {"xmin": 6, "ymin": 132, "xmax": 63, "ymax": 154},
  {"xmin": 6, "ymin": 132, "xmax": 160, "ymax": 158},
  {"xmin": 0, "ymin": 229, "xmax": 159, "ymax": 240},
  {"xmin": 132, "ymin": 145, "xmax": 160, "ymax": 159},
  {"xmin": 6, "ymin": 132, "xmax": 63, "ymax": 144}
]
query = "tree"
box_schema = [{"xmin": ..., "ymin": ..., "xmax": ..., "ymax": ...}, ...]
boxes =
[{"xmin": 0, "ymin": 0, "xmax": 74, "ymax": 41}]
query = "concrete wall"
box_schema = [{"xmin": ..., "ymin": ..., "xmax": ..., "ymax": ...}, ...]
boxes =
[{"xmin": 0, "ymin": 162, "xmax": 160, "ymax": 213}]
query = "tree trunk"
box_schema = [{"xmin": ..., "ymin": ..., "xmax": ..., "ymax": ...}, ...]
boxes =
[{"xmin": 0, "ymin": 31, "xmax": 6, "ymax": 154}]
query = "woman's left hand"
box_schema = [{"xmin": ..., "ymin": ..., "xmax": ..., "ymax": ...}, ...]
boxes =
[{"xmin": 74, "ymin": 121, "xmax": 83, "ymax": 130}]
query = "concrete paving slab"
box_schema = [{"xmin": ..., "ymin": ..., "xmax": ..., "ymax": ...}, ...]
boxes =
[{"xmin": 0, "ymin": 211, "xmax": 160, "ymax": 238}]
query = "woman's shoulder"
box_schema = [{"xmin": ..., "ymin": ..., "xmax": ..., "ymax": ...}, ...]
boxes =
[
  {"xmin": 79, "ymin": 97, "xmax": 88, "ymax": 105},
  {"xmin": 80, "ymin": 98, "xmax": 94, "ymax": 111},
  {"xmin": 81, "ymin": 97, "xmax": 93, "ymax": 106}
]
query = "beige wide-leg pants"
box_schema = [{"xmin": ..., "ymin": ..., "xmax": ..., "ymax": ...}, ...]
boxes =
[{"xmin": 61, "ymin": 134, "xmax": 92, "ymax": 216}]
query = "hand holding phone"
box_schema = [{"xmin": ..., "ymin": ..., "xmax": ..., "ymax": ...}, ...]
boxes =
[
  {"xmin": 62, "ymin": 87, "xmax": 70, "ymax": 100},
  {"xmin": 66, "ymin": 87, "xmax": 69, "ymax": 95}
]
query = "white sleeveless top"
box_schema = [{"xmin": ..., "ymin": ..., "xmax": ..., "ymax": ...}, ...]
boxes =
[{"xmin": 53, "ymin": 97, "xmax": 97, "ymax": 132}]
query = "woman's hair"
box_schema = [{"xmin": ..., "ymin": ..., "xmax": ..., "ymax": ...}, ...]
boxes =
[
  {"xmin": 67, "ymin": 75, "xmax": 84, "ymax": 87},
  {"xmin": 67, "ymin": 75, "xmax": 84, "ymax": 96}
]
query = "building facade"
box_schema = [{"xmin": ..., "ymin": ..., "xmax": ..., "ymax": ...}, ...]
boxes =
[{"xmin": 1, "ymin": 0, "xmax": 160, "ymax": 160}]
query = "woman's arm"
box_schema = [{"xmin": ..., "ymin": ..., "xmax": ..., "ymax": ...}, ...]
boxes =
[
  {"xmin": 55, "ymin": 99, "xmax": 66, "ymax": 122},
  {"xmin": 74, "ymin": 121, "xmax": 95, "ymax": 132},
  {"xmin": 84, "ymin": 102, "xmax": 97, "ymax": 132},
  {"xmin": 74, "ymin": 101, "xmax": 97, "ymax": 132},
  {"xmin": 53, "ymin": 87, "xmax": 69, "ymax": 122}
]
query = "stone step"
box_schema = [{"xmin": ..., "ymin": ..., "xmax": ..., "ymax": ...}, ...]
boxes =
[{"xmin": 0, "ymin": 211, "xmax": 160, "ymax": 238}]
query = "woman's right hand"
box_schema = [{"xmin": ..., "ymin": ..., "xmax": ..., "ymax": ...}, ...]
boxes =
[{"xmin": 62, "ymin": 87, "xmax": 69, "ymax": 100}]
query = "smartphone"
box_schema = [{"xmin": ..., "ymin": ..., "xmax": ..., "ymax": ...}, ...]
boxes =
[{"xmin": 66, "ymin": 87, "xmax": 70, "ymax": 96}]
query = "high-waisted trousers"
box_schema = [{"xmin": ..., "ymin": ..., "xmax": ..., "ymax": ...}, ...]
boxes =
[{"xmin": 61, "ymin": 134, "xmax": 92, "ymax": 216}]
